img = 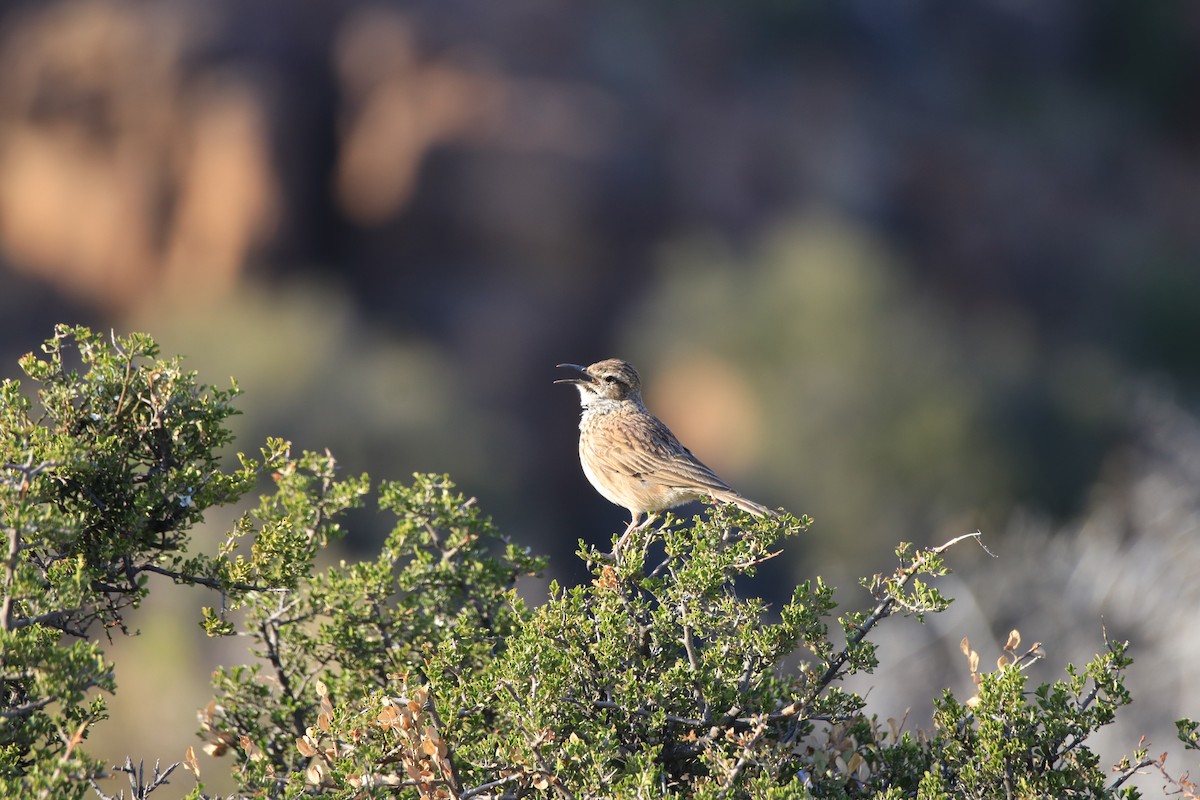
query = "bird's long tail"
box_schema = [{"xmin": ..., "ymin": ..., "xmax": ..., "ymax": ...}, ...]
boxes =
[{"xmin": 708, "ymin": 489, "xmax": 777, "ymax": 518}]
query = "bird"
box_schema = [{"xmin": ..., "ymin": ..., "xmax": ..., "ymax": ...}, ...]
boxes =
[{"xmin": 556, "ymin": 358, "xmax": 775, "ymax": 553}]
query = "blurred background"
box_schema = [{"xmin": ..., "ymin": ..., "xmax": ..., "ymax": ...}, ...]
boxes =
[{"xmin": 1, "ymin": 0, "xmax": 1199, "ymax": 794}]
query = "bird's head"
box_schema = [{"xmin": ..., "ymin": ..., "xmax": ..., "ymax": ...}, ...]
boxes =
[{"xmin": 555, "ymin": 359, "xmax": 644, "ymax": 406}]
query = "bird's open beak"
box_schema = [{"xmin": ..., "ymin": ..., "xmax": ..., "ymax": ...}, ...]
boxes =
[{"xmin": 554, "ymin": 363, "xmax": 592, "ymax": 384}]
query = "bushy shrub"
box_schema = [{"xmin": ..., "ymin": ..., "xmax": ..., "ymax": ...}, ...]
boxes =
[{"xmin": 0, "ymin": 326, "xmax": 1192, "ymax": 799}]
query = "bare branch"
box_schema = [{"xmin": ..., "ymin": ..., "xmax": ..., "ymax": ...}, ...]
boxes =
[
  {"xmin": 0, "ymin": 697, "xmax": 52, "ymax": 718},
  {"xmin": 138, "ymin": 562, "xmax": 284, "ymax": 594},
  {"xmin": 1, "ymin": 523, "xmax": 20, "ymax": 633},
  {"xmin": 462, "ymin": 773, "xmax": 522, "ymax": 799}
]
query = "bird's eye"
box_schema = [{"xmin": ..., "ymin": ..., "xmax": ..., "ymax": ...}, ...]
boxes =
[{"xmin": 603, "ymin": 375, "xmax": 619, "ymax": 384}]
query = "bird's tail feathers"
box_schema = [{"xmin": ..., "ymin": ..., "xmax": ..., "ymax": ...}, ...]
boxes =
[{"xmin": 708, "ymin": 489, "xmax": 777, "ymax": 518}]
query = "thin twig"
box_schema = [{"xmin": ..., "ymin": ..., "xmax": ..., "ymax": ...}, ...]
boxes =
[
  {"xmin": 499, "ymin": 682, "xmax": 577, "ymax": 800},
  {"xmin": 679, "ymin": 599, "xmax": 709, "ymax": 719},
  {"xmin": 0, "ymin": 697, "xmax": 52, "ymax": 718},
  {"xmin": 422, "ymin": 687, "xmax": 464, "ymax": 797},
  {"xmin": 1, "ymin": 524, "xmax": 19, "ymax": 633},
  {"xmin": 138, "ymin": 563, "xmax": 284, "ymax": 594},
  {"xmin": 815, "ymin": 532, "xmax": 982, "ymax": 692},
  {"xmin": 260, "ymin": 607, "xmax": 307, "ymax": 738},
  {"xmin": 728, "ymin": 548, "xmax": 784, "ymax": 571},
  {"xmin": 1, "ymin": 459, "xmax": 58, "ymax": 632},
  {"xmin": 716, "ymin": 715, "xmax": 770, "ymax": 799},
  {"xmin": 112, "ymin": 337, "xmax": 135, "ymax": 420},
  {"xmin": 1110, "ymin": 756, "xmax": 1157, "ymax": 791},
  {"xmin": 461, "ymin": 772, "xmax": 522, "ymax": 798}
]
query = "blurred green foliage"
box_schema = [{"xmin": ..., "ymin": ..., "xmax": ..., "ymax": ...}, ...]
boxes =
[{"xmin": 625, "ymin": 219, "xmax": 1126, "ymax": 564}]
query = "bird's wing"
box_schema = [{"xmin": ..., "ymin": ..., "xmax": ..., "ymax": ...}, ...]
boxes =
[{"xmin": 594, "ymin": 408, "xmax": 735, "ymax": 494}]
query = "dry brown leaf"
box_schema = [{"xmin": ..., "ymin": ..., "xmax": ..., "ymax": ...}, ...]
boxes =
[
  {"xmin": 182, "ymin": 745, "xmax": 199, "ymax": 778},
  {"xmin": 202, "ymin": 742, "xmax": 228, "ymax": 758}
]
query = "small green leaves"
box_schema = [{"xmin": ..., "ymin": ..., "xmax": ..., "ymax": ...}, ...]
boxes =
[
  {"xmin": 1, "ymin": 327, "xmax": 1190, "ymax": 799},
  {"xmin": 926, "ymin": 633, "xmax": 1147, "ymax": 799},
  {"xmin": 1178, "ymin": 718, "xmax": 1200, "ymax": 752},
  {"xmin": 200, "ymin": 606, "xmax": 235, "ymax": 637},
  {"xmin": 0, "ymin": 326, "xmax": 267, "ymax": 796}
]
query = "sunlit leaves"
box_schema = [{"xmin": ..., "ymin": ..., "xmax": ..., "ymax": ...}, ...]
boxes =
[
  {"xmin": 1, "ymin": 326, "xmax": 1186, "ymax": 799},
  {"xmin": 927, "ymin": 634, "xmax": 1144, "ymax": 799}
]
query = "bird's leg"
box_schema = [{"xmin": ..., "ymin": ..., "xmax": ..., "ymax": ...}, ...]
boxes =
[
  {"xmin": 614, "ymin": 512, "xmax": 645, "ymax": 556},
  {"xmin": 615, "ymin": 512, "xmax": 662, "ymax": 560}
]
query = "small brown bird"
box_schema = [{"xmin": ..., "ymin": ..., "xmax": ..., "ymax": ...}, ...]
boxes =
[{"xmin": 556, "ymin": 358, "xmax": 774, "ymax": 552}]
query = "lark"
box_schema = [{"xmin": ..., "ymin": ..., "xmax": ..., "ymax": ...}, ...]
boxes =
[{"xmin": 556, "ymin": 358, "xmax": 774, "ymax": 553}]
